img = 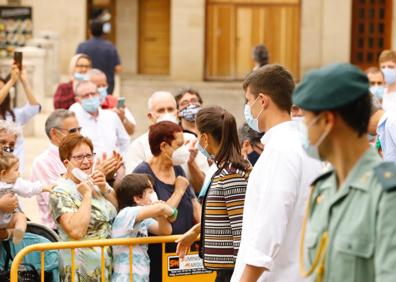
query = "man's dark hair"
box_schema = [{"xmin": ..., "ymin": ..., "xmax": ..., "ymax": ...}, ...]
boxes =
[
  {"xmin": 175, "ymin": 88, "xmax": 203, "ymax": 109},
  {"xmin": 316, "ymin": 94, "xmax": 372, "ymax": 137},
  {"xmin": 90, "ymin": 20, "xmax": 104, "ymax": 37},
  {"xmin": 253, "ymin": 44, "xmax": 269, "ymax": 67},
  {"xmin": 243, "ymin": 64, "xmax": 295, "ymax": 113}
]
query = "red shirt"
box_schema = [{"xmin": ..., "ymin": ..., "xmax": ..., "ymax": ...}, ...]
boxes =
[
  {"xmin": 101, "ymin": 95, "xmax": 118, "ymax": 109},
  {"xmin": 53, "ymin": 81, "xmax": 75, "ymax": 109}
]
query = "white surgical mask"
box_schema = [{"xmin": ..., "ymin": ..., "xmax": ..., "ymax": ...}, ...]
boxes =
[
  {"xmin": 244, "ymin": 97, "xmax": 263, "ymax": 132},
  {"xmin": 370, "ymin": 85, "xmax": 385, "ymax": 99},
  {"xmin": 382, "ymin": 67, "xmax": 396, "ymax": 86},
  {"xmin": 157, "ymin": 113, "xmax": 179, "ymax": 124},
  {"xmin": 171, "ymin": 145, "xmax": 190, "ymax": 166},
  {"xmin": 301, "ymin": 115, "xmax": 330, "ymax": 161},
  {"xmin": 149, "ymin": 191, "xmax": 158, "ymax": 203}
]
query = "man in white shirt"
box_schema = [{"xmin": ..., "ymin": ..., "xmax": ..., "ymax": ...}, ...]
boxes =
[
  {"xmin": 379, "ymin": 50, "xmax": 396, "ymax": 111},
  {"xmin": 86, "ymin": 68, "xmax": 136, "ymax": 136},
  {"xmin": 125, "ymin": 91, "xmax": 209, "ymax": 193},
  {"xmin": 232, "ymin": 64, "xmax": 322, "ymax": 282},
  {"xmin": 31, "ymin": 109, "xmax": 79, "ymax": 229},
  {"xmin": 70, "ymin": 81, "xmax": 130, "ymax": 158}
]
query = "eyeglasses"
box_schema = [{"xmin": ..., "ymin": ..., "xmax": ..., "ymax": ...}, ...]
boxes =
[
  {"xmin": 179, "ymin": 98, "xmax": 200, "ymax": 108},
  {"xmin": 70, "ymin": 153, "xmax": 95, "ymax": 162},
  {"xmin": 56, "ymin": 127, "xmax": 82, "ymax": 134}
]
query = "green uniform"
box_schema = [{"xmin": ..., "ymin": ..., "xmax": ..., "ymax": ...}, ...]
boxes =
[{"xmin": 303, "ymin": 147, "xmax": 396, "ymax": 282}]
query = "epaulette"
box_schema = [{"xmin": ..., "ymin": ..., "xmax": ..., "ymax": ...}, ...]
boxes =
[
  {"xmin": 373, "ymin": 162, "xmax": 396, "ymax": 191},
  {"xmin": 311, "ymin": 169, "xmax": 333, "ymax": 186}
]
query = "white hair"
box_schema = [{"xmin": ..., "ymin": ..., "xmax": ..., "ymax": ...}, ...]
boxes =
[
  {"xmin": 75, "ymin": 81, "xmax": 97, "ymax": 96},
  {"xmin": 0, "ymin": 120, "xmax": 21, "ymax": 137},
  {"xmin": 147, "ymin": 91, "xmax": 176, "ymax": 111},
  {"xmin": 87, "ymin": 68, "xmax": 106, "ymax": 80}
]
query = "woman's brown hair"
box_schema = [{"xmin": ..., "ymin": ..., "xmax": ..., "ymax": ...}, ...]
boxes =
[
  {"xmin": 59, "ymin": 133, "xmax": 94, "ymax": 162},
  {"xmin": 196, "ymin": 106, "xmax": 250, "ymax": 171}
]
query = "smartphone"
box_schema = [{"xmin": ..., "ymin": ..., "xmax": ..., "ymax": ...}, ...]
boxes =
[
  {"xmin": 117, "ymin": 97, "xmax": 126, "ymax": 108},
  {"xmin": 14, "ymin": 51, "xmax": 22, "ymax": 71}
]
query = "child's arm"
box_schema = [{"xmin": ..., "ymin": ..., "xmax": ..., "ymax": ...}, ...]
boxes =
[
  {"xmin": 135, "ymin": 202, "xmax": 174, "ymax": 222},
  {"xmin": 13, "ymin": 178, "xmax": 43, "ymax": 197},
  {"xmin": 149, "ymin": 215, "xmax": 172, "ymax": 235}
]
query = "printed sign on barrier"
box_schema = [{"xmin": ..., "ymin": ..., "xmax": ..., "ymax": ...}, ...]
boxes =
[{"xmin": 161, "ymin": 242, "xmax": 216, "ymax": 282}]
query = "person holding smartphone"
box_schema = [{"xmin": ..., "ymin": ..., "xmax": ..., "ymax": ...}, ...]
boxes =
[{"xmin": 0, "ymin": 60, "xmax": 41, "ymax": 173}]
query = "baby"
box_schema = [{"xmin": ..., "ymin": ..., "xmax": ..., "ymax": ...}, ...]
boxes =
[{"xmin": 0, "ymin": 152, "xmax": 53, "ymax": 244}]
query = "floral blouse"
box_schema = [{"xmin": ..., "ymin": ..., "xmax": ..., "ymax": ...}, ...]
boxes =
[{"xmin": 50, "ymin": 178, "xmax": 117, "ymax": 281}]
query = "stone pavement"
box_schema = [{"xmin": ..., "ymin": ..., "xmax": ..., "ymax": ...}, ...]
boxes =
[{"xmin": 20, "ymin": 77, "xmax": 245, "ymax": 225}]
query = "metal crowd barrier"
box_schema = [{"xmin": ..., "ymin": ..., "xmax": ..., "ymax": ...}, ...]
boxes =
[{"xmin": 10, "ymin": 235, "xmax": 182, "ymax": 282}]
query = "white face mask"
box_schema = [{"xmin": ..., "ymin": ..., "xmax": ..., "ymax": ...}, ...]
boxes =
[
  {"xmin": 149, "ymin": 191, "xmax": 158, "ymax": 203},
  {"xmin": 157, "ymin": 113, "xmax": 178, "ymax": 124},
  {"xmin": 171, "ymin": 145, "xmax": 190, "ymax": 165},
  {"xmin": 382, "ymin": 67, "xmax": 396, "ymax": 86},
  {"xmin": 301, "ymin": 115, "xmax": 330, "ymax": 161}
]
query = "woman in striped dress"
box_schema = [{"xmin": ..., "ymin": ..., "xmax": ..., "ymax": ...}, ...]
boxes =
[{"xmin": 176, "ymin": 106, "xmax": 251, "ymax": 282}]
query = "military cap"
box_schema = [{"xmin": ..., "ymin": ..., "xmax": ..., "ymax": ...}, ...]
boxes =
[{"xmin": 292, "ymin": 63, "xmax": 369, "ymax": 111}]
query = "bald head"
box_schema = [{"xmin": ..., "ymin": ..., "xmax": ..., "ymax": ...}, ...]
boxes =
[{"xmin": 147, "ymin": 91, "xmax": 178, "ymax": 123}]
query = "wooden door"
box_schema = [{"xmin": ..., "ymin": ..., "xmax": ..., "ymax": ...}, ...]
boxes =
[
  {"xmin": 236, "ymin": 5, "xmax": 300, "ymax": 79},
  {"xmin": 206, "ymin": 0, "xmax": 301, "ymax": 80},
  {"xmin": 351, "ymin": 0, "xmax": 393, "ymax": 70},
  {"xmin": 138, "ymin": 0, "xmax": 170, "ymax": 74}
]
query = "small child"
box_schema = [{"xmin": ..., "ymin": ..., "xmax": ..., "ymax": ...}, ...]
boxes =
[
  {"xmin": 0, "ymin": 152, "xmax": 53, "ymax": 244},
  {"xmin": 112, "ymin": 173, "xmax": 177, "ymax": 282}
]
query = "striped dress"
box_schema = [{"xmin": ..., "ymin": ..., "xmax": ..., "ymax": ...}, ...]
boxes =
[{"xmin": 200, "ymin": 163, "xmax": 249, "ymax": 270}]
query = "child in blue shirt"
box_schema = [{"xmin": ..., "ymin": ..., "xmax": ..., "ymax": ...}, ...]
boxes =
[{"xmin": 112, "ymin": 173, "xmax": 176, "ymax": 282}]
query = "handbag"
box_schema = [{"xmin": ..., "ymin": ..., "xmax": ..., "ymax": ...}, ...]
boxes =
[{"xmin": 0, "ymin": 241, "xmax": 53, "ymax": 282}]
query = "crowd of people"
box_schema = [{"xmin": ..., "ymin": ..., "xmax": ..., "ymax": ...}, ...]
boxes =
[{"xmin": 0, "ymin": 19, "xmax": 395, "ymax": 282}]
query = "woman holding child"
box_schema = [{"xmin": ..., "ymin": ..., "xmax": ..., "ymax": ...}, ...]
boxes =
[{"xmin": 50, "ymin": 133, "xmax": 118, "ymax": 281}]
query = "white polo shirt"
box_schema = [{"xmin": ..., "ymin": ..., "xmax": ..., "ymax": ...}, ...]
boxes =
[
  {"xmin": 70, "ymin": 103, "xmax": 130, "ymax": 158},
  {"xmin": 232, "ymin": 121, "xmax": 322, "ymax": 282}
]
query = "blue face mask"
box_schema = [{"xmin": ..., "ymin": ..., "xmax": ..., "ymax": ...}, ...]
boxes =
[
  {"xmin": 197, "ymin": 142, "xmax": 211, "ymax": 159},
  {"xmin": 301, "ymin": 115, "xmax": 329, "ymax": 161},
  {"xmin": 244, "ymin": 97, "xmax": 263, "ymax": 133},
  {"xmin": 98, "ymin": 87, "xmax": 108, "ymax": 103},
  {"xmin": 81, "ymin": 96, "xmax": 101, "ymax": 113},
  {"xmin": 74, "ymin": 72, "xmax": 89, "ymax": 81},
  {"xmin": 370, "ymin": 85, "xmax": 385, "ymax": 99},
  {"xmin": 382, "ymin": 67, "xmax": 396, "ymax": 86},
  {"xmin": 180, "ymin": 104, "xmax": 201, "ymax": 122}
]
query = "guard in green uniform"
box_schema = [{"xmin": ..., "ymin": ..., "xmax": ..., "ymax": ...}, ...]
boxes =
[{"xmin": 293, "ymin": 63, "xmax": 396, "ymax": 282}]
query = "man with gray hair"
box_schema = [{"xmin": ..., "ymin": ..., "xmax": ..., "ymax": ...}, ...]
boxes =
[
  {"xmin": 31, "ymin": 109, "xmax": 80, "ymax": 229},
  {"xmin": 70, "ymin": 80, "xmax": 130, "ymax": 158},
  {"xmin": 85, "ymin": 68, "xmax": 136, "ymax": 135},
  {"xmin": 126, "ymin": 91, "xmax": 209, "ymax": 193}
]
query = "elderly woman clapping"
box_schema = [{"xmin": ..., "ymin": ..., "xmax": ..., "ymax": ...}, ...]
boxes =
[{"xmin": 50, "ymin": 133, "xmax": 117, "ymax": 281}]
